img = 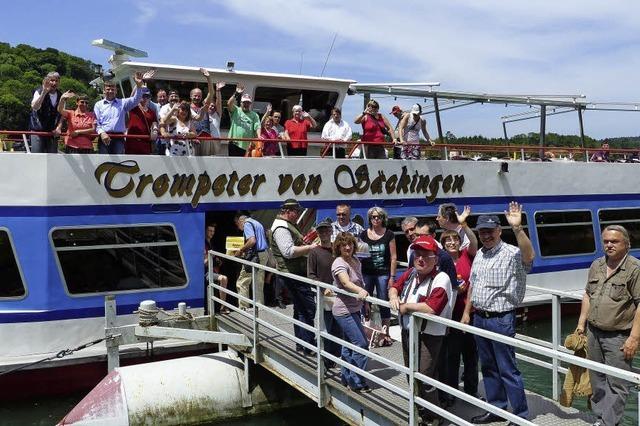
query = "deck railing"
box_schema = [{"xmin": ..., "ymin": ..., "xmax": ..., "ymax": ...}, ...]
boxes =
[
  {"xmin": 2, "ymin": 129, "xmax": 638, "ymax": 162},
  {"xmin": 208, "ymin": 250, "xmax": 640, "ymax": 426}
]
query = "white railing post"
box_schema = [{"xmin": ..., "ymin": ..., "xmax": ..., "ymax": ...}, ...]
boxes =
[
  {"xmin": 444, "ymin": 145, "xmax": 449, "ymax": 161},
  {"xmin": 520, "ymin": 148, "xmax": 525, "ymax": 161},
  {"xmin": 251, "ymin": 265, "xmax": 261, "ymax": 361},
  {"xmin": 105, "ymin": 295, "xmax": 120, "ymax": 372},
  {"xmin": 409, "ymin": 315, "xmax": 419, "ymax": 425},
  {"xmin": 551, "ymin": 294, "xmax": 561, "ymax": 400},
  {"xmin": 316, "ymin": 285, "xmax": 328, "ymax": 407}
]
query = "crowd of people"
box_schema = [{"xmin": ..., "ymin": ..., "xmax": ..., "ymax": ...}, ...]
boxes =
[
  {"xmin": 23, "ymin": 70, "xmax": 437, "ymax": 157},
  {"xmin": 204, "ymin": 200, "xmax": 639, "ymax": 426}
]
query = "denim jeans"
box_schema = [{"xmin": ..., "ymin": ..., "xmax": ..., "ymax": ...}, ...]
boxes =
[
  {"xmin": 281, "ymin": 276, "xmax": 316, "ymax": 351},
  {"xmin": 323, "ymin": 310, "xmax": 343, "ymax": 361},
  {"xmin": 445, "ymin": 327, "xmax": 479, "ymax": 395},
  {"xmin": 363, "ymin": 274, "xmax": 390, "ymax": 320},
  {"xmin": 98, "ymin": 137, "xmax": 125, "ymax": 154},
  {"xmin": 334, "ymin": 312, "xmax": 368, "ymax": 389},
  {"xmin": 474, "ymin": 311, "xmax": 528, "ymax": 419}
]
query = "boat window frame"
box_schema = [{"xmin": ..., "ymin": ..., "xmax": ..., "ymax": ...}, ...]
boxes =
[
  {"xmin": 49, "ymin": 223, "xmax": 190, "ymax": 298},
  {"xmin": 0, "ymin": 227, "xmax": 28, "ymax": 301},
  {"xmin": 597, "ymin": 206, "xmax": 640, "ymax": 250},
  {"xmin": 533, "ymin": 209, "xmax": 597, "ymax": 258}
]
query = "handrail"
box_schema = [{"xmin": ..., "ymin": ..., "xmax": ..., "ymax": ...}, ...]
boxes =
[
  {"xmin": 2, "ymin": 129, "xmax": 639, "ymax": 160},
  {"xmin": 208, "ymin": 249, "xmax": 640, "ymax": 425}
]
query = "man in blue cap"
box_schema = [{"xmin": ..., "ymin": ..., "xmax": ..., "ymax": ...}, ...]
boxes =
[{"xmin": 461, "ymin": 202, "xmax": 535, "ymax": 424}]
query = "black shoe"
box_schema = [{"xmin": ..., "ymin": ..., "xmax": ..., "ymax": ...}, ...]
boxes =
[
  {"xmin": 277, "ymin": 300, "xmax": 287, "ymax": 309},
  {"xmin": 470, "ymin": 412, "xmax": 503, "ymax": 424}
]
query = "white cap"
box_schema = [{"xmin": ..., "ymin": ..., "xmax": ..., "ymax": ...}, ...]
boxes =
[{"xmin": 411, "ymin": 104, "xmax": 421, "ymax": 115}]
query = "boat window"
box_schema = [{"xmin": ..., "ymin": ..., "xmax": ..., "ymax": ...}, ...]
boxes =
[
  {"xmin": 144, "ymin": 80, "xmax": 237, "ymax": 129},
  {"xmin": 599, "ymin": 208, "xmax": 640, "ymax": 249},
  {"xmin": 254, "ymin": 87, "xmax": 339, "ymax": 129},
  {"xmin": 535, "ymin": 211, "xmax": 595, "ymax": 257},
  {"xmin": 0, "ymin": 229, "xmax": 26, "ymax": 299},
  {"xmin": 388, "ymin": 213, "xmax": 529, "ymax": 263},
  {"xmin": 51, "ymin": 225, "xmax": 188, "ymax": 296}
]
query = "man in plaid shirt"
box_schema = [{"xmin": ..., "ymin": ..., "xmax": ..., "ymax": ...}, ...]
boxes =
[{"xmin": 461, "ymin": 202, "xmax": 535, "ymax": 424}]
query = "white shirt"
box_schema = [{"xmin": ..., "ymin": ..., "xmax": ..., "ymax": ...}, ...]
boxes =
[
  {"xmin": 400, "ymin": 271, "xmax": 453, "ymax": 336},
  {"xmin": 31, "ymin": 90, "xmax": 58, "ymax": 110},
  {"xmin": 321, "ymin": 119, "xmax": 352, "ymax": 148}
]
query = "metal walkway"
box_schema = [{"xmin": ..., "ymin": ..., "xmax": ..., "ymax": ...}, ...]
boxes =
[
  {"xmin": 208, "ymin": 250, "xmax": 640, "ymax": 426},
  {"xmin": 215, "ymin": 305, "xmax": 592, "ymax": 426}
]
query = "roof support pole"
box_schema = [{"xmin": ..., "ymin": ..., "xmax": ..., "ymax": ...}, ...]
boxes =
[
  {"xmin": 539, "ymin": 105, "xmax": 546, "ymax": 158},
  {"xmin": 363, "ymin": 93, "xmax": 370, "ymax": 111},
  {"xmin": 433, "ymin": 95, "xmax": 445, "ymax": 158},
  {"xmin": 577, "ymin": 106, "xmax": 586, "ymax": 148},
  {"xmin": 502, "ymin": 122, "xmax": 509, "ymax": 157}
]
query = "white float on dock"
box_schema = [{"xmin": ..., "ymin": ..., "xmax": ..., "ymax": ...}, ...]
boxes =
[{"xmin": 58, "ymin": 350, "xmax": 302, "ymax": 426}]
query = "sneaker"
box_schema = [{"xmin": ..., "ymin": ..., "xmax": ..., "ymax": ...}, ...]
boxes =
[{"xmin": 592, "ymin": 421, "xmax": 603, "ymax": 426}]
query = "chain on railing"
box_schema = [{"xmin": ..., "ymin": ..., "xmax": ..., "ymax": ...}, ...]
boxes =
[{"xmin": 208, "ymin": 250, "xmax": 640, "ymax": 425}]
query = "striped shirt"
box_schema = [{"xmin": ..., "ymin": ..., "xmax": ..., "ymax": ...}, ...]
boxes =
[
  {"xmin": 470, "ymin": 240, "xmax": 531, "ymax": 312},
  {"xmin": 330, "ymin": 221, "xmax": 364, "ymax": 242}
]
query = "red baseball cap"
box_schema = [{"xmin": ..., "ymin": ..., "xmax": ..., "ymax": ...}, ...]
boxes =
[
  {"xmin": 410, "ymin": 235, "xmax": 438, "ymax": 254},
  {"xmin": 390, "ymin": 105, "xmax": 402, "ymax": 114}
]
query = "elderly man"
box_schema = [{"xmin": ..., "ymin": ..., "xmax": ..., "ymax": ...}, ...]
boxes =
[
  {"xmin": 94, "ymin": 70, "xmax": 155, "ymax": 154},
  {"xmin": 227, "ymin": 84, "xmax": 261, "ymax": 157},
  {"xmin": 30, "ymin": 71, "xmax": 62, "ymax": 153},
  {"xmin": 321, "ymin": 107, "xmax": 352, "ymax": 158},
  {"xmin": 331, "ymin": 203, "xmax": 364, "ymax": 242},
  {"xmin": 390, "ymin": 235, "xmax": 454, "ymax": 425},
  {"xmin": 461, "ymin": 202, "xmax": 535, "ymax": 424},
  {"xmin": 234, "ymin": 213, "xmax": 269, "ymax": 310},
  {"xmin": 271, "ymin": 199, "xmax": 318, "ymax": 354},
  {"xmin": 401, "ymin": 216, "xmax": 419, "ymax": 261},
  {"xmin": 576, "ymin": 225, "xmax": 640, "ymax": 426},
  {"xmin": 157, "ymin": 90, "xmax": 180, "ymax": 155},
  {"xmin": 284, "ymin": 104, "xmax": 317, "ymax": 156},
  {"xmin": 436, "ymin": 203, "xmax": 471, "ymax": 250}
]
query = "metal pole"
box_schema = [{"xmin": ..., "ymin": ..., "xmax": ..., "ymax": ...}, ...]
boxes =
[
  {"xmin": 551, "ymin": 294, "xmax": 561, "ymax": 400},
  {"xmin": 316, "ymin": 284, "xmax": 327, "ymax": 408},
  {"xmin": 363, "ymin": 93, "xmax": 371, "ymax": 111},
  {"xmin": 251, "ymin": 265, "xmax": 261, "ymax": 362},
  {"xmin": 577, "ymin": 107, "xmax": 586, "ymax": 149},
  {"xmin": 409, "ymin": 315, "xmax": 419, "ymax": 425},
  {"xmin": 539, "ymin": 105, "xmax": 546, "ymax": 158},
  {"xmin": 503, "ymin": 122, "xmax": 510, "ymax": 157},
  {"xmin": 105, "ymin": 295, "xmax": 120, "ymax": 372}
]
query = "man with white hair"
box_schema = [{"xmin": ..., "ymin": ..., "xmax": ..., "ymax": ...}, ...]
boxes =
[
  {"xmin": 30, "ymin": 71, "xmax": 62, "ymax": 153},
  {"xmin": 227, "ymin": 84, "xmax": 260, "ymax": 157},
  {"xmin": 284, "ymin": 104, "xmax": 317, "ymax": 156}
]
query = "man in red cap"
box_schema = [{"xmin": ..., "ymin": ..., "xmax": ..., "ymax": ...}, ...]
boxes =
[{"xmin": 389, "ymin": 235, "xmax": 454, "ymax": 425}]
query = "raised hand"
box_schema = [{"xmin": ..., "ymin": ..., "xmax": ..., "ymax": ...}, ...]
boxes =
[
  {"xmin": 505, "ymin": 201, "xmax": 523, "ymax": 228},
  {"xmin": 235, "ymin": 84, "xmax": 245, "ymax": 94},
  {"xmin": 456, "ymin": 205, "xmax": 471, "ymax": 224},
  {"xmin": 142, "ymin": 69, "xmax": 156, "ymax": 81},
  {"xmin": 61, "ymin": 90, "xmax": 76, "ymax": 100},
  {"xmin": 265, "ymin": 103, "xmax": 272, "ymax": 114},
  {"xmin": 216, "ymin": 81, "xmax": 226, "ymax": 90},
  {"xmin": 199, "ymin": 67, "xmax": 211, "ymax": 79}
]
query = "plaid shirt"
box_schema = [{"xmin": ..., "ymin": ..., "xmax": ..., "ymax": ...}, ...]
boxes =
[
  {"xmin": 330, "ymin": 221, "xmax": 364, "ymax": 242},
  {"xmin": 470, "ymin": 240, "xmax": 531, "ymax": 312}
]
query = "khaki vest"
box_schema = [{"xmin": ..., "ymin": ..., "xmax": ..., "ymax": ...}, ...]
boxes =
[{"xmin": 270, "ymin": 218, "xmax": 307, "ymax": 276}]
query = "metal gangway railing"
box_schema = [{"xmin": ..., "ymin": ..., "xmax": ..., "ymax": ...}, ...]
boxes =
[{"xmin": 207, "ymin": 250, "xmax": 640, "ymax": 426}]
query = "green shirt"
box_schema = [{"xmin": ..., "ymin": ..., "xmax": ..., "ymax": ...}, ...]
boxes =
[
  {"xmin": 586, "ymin": 255, "xmax": 640, "ymax": 331},
  {"xmin": 229, "ymin": 107, "xmax": 260, "ymax": 150}
]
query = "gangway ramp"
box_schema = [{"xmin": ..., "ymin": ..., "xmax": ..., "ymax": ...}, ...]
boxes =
[{"xmin": 215, "ymin": 305, "xmax": 594, "ymax": 426}]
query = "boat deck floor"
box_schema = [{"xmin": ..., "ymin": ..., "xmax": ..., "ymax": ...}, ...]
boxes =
[{"xmin": 216, "ymin": 304, "xmax": 595, "ymax": 426}]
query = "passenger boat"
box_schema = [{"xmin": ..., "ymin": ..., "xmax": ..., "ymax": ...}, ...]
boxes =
[{"xmin": 2, "ymin": 39, "xmax": 639, "ymax": 399}]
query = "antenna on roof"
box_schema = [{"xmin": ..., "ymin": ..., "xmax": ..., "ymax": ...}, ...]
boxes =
[
  {"xmin": 91, "ymin": 39, "xmax": 147, "ymax": 68},
  {"xmin": 320, "ymin": 33, "xmax": 338, "ymax": 77}
]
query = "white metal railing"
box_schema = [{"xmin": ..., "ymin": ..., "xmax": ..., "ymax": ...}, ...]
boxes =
[{"xmin": 208, "ymin": 250, "xmax": 640, "ymax": 425}]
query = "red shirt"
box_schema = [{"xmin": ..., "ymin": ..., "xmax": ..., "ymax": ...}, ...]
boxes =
[
  {"xmin": 284, "ymin": 118, "xmax": 312, "ymax": 149},
  {"xmin": 61, "ymin": 109, "xmax": 96, "ymax": 149},
  {"xmin": 361, "ymin": 114, "xmax": 386, "ymax": 143},
  {"xmin": 452, "ymin": 248, "xmax": 473, "ymax": 321},
  {"xmin": 126, "ymin": 106, "xmax": 157, "ymax": 155},
  {"xmin": 392, "ymin": 267, "xmax": 448, "ymax": 315}
]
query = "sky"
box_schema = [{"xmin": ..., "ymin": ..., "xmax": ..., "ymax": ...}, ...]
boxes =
[{"xmin": 2, "ymin": 0, "xmax": 640, "ymax": 139}]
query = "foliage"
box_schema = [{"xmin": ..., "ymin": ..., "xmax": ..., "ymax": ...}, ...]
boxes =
[{"xmin": 0, "ymin": 42, "xmax": 100, "ymax": 131}]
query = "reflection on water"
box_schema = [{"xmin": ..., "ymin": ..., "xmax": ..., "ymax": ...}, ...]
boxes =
[{"xmin": 518, "ymin": 312, "xmax": 639, "ymax": 426}]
